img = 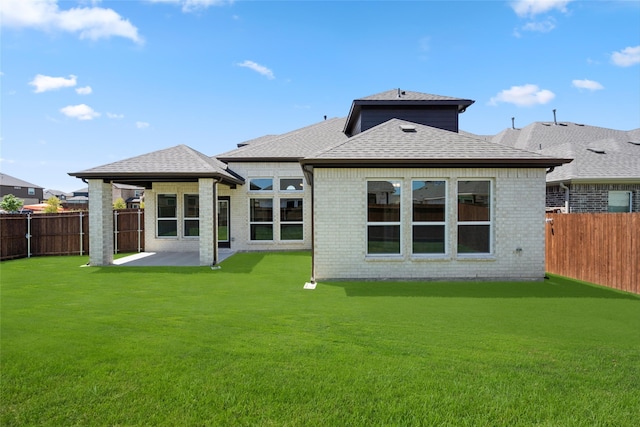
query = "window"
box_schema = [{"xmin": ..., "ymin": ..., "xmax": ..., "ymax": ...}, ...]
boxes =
[
  {"xmin": 367, "ymin": 180, "xmax": 401, "ymax": 255},
  {"xmin": 249, "ymin": 178, "xmax": 273, "ymax": 192},
  {"xmin": 250, "ymin": 198, "xmax": 273, "ymax": 240},
  {"xmin": 184, "ymin": 194, "xmax": 199, "ymax": 237},
  {"xmin": 412, "ymin": 180, "xmax": 446, "ymax": 254},
  {"xmin": 457, "ymin": 181, "xmax": 491, "ymax": 254},
  {"xmin": 608, "ymin": 191, "xmax": 632, "ymax": 212},
  {"xmin": 157, "ymin": 194, "xmax": 177, "ymax": 237},
  {"xmin": 28, "ymin": 188, "xmax": 35, "ymax": 195},
  {"xmin": 281, "ymin": 198, "xmax": 303, "ymax": 240},
  {"xmin": 280, "ymin": 178, "xmax": 304, "ymax": 192}
]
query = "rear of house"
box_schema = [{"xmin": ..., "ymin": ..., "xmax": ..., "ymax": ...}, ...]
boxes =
[{"xmin": 70, "ymin": 89, "xmax": 570, "ymax": 281}]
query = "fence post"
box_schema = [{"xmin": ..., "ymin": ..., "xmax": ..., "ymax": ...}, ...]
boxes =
[
  {"xmin": 79, "ymin": 211, "xmax": 84, "ymax": 256},
  {"xmin": 137, "ymin": 209, "xmax": 142, "ymax": 253},
  {"xmin": 26, "ymin": 213, "xmax": 32, "ymax": 258},
  {"xmin": 113, "ymin": 210, "xmax": 119, "ymax": 254}
]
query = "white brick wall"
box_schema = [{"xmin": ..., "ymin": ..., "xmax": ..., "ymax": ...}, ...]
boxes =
[
  {"xmin": 220, "ymin": 162, "xmax": 312, "ymax": 252},
  {"xmin": 312, "ymin": 167, "xmax": 547, "ymax": 281}
]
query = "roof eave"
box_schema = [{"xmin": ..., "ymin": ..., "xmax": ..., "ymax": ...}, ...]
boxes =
[
  {"xmin": 68, "ymin": 172, "xmax": 245, "ymax": 186},
  {"xmin": 300, "ymin": 157, "xmax": 572, "ymax": 168}
]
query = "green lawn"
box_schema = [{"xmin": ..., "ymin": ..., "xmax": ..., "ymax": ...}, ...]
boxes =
[{"xmin": 1, "ymin": 252, "xmax": 639, "ymax": 426}]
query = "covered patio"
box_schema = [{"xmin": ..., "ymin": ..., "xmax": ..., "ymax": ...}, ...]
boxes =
[{"xmin": 112, "ymin": 249, "xmax": 236, "ymax": 267}]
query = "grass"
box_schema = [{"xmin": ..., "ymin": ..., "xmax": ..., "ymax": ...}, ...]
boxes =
[{"xmin": 1, "ymin": 252, "xmax": 639, "ymax": 426}]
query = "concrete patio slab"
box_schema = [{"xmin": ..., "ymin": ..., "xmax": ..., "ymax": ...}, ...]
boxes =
[{"xmin": 113, "ymin": 250, "xmax": 235, "ymax": 267}]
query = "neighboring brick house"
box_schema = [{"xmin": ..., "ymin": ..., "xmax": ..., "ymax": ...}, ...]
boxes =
[
  {"xmin": 490, "ymin": 123, "xmax": 640, "ymax": 213},
  {"xmin": 65, "ymin": 184, "xmax": 144, "ymax": 210},
  {"xmin": 70, "ymin": 89, "xmax": 569, "ymax": 281},
  {"xmin": 0, "ymin": 173, "xmax": 44, "ymax": 206}
]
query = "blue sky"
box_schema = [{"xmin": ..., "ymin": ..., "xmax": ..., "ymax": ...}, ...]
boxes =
[{"xmin": 1, "ymin": 0, "xmax": 639, "ymax": 192}]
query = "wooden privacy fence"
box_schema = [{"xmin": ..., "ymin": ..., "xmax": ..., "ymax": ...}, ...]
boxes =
[
  {"xmin": 545, "ymin": 213, "xmax": 639, "ymax": 294},
  {"xmin": 0, "ymin": 209, "xmax": 144, "ymax": 261}
]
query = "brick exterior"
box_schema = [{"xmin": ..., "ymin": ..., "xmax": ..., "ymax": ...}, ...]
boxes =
[
  {"xmin": 219, "ymin": 162, "xmax": 312, "ymax": 252},
  {"xmin": 546, "ymin": 183, "xmax": 640, "ymax": 213},
  {"xmin": 313, "ymin": 168, "xmax": 547, "ymax": 281},
  {"xmin": 198, "ymin": 178, "xmax": 216, "ymax": 266},
  {"xmin": 88, "ymin": 179, "xmax": 114, "ymax": 266}
]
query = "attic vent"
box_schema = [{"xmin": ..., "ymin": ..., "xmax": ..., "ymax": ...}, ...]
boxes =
[
  {"xmin": 542, "ymin": 123, "xmax": 551, "ymax": 126},
  {"xmin": 587, "ymin": 148, "xmax": 606, "ymax": 154},
  {"xmin": 399, "ymin": 124, "xmax": 416, "ymax": 132},
  {"xmin": 558, "ymin": 123, "xmax": 568, "ymax": 127},
  {"xmin": 629, "ymin": 141, "xmax": 640, "ymax": 146},
  {"xmin": 576, "ymin": 123, "xmax": 585, "ymax": 126}
]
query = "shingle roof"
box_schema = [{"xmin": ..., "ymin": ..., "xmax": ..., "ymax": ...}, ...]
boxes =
[
  {"xmin": 70, "ymin": 145, "xmax": 244, "ymax": 186},
  {"xmin": 358, "ymin": 89, "xmax": 472, "ymax": 103},
  {"xmin": 302, "ymin": 118, "xmax": 570, "ymax": 168},
  {"xmin": 0, "ymin": 173, "xmax": 43, "ymax": 189},
  {"xmin": 216, "ymin": 117, "xmax": 349, "ymax": 161},
  {"xmin": 491, "ymin": 122, "xmax": 640, "ymax": 182}
]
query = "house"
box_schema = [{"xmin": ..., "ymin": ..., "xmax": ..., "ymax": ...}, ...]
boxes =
[
  {"xmin": 69, "ymin": 89, "xmax": 570, "ymax": 281},
  {"xmin": 0, "ymin": 173, "xmax": 44, "ymax": 206},
  {"xmin": 489, "ymin": 122, "xmax": 640, "ymax": 213},
  {"xmin": 65, "ymin": 184, "xmax": 145, "ymax": 210},
  {"xmin": 43, "ymin": 189, "xmax": 71, "ymax": 203}
]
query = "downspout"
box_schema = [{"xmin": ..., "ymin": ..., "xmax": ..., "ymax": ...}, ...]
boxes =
[
  {"xmin": 302, "ymin": 165, "xmax": 315, "ymax": 284},
  {"xmin": 559, "ymin": 182, "xmax": 569, "ymax": 213}
]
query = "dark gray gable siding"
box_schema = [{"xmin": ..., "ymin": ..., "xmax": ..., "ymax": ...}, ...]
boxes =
[{"xmin": 358, "ymin": 105, "xmax": 460, "ymax": 134}]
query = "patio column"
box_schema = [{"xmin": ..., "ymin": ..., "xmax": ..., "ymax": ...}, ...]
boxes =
[
  {"xmin": 88, "ymin": 179, "xmax": 114, "ymax": 266},
  {"xmin": 198, "ymin": 178, "xmax": 218, "ymax": 266}
]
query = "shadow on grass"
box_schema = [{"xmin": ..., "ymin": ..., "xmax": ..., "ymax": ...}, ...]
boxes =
[{"xmin": 322, "ymin": 275, "xmax": 640, "ymax": 299}]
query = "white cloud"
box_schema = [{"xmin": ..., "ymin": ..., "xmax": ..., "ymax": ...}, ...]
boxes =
[
  {"xmin": 511, "ymin": 0, "xmax": 573, "ymax": 17},
  {"xmin": 0, "ymin": 0, "xmax": 143, "ymax": 44},
  {"xmin": 489, "ymin": 84, "xmax": 556, "ymax": 107},
  {"xmin": 136, "ymin": 121, "xmax": 150, "ymax": 129},
  {"xmin": 106, "ymin": 112, "xmax": 124, "ymax": 119},
  {"xmin": 147, "ymin": 0, "xmax": 233, "ymax": 13},
  {"xmin": 236, "ymin": 60, "xmax": 275, "ymax": 80},
  {"xmin": 29, "ymin": 74, "xmax": 77, "ymax": 93},
  {"xmin": 572, "ymin": 79, "xmax": 604, "ymax": 91},
  {"xmin": 521, "ymin": 17, "xmax": 556, "ymax": 33},
  {"xmin": 60, "ymin": 104, "xmax": 100, "ymax": 120},
  {"xmin": 611, "ymin": 45, "xmax": 640, "ymax": 67},
  {"xmin": 76, "ymin": 85, "xmax": 92, "ymax": 95}
]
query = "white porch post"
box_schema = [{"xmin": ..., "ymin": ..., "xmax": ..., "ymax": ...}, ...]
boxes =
[
  {"xmin": 88, "ymin": 179, "xmax": 114, "ymax": 266},
  {"xmin": 198, "ymin": 178, "xmax": 218, "ymax": 266}
]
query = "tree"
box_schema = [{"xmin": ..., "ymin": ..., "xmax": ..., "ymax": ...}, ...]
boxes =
[
  {"xmin": 1, "ymin": 194, "xmax": 24, "ymax": 212},
  {"xmin": 44, "ymin": 196, "xmax": 61, "ymax": 213},
  {"xmin": 113, "ymin": 197, "xmax": 127, "ymax": 210}
]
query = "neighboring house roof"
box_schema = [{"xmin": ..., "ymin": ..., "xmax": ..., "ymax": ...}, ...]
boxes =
[
  {"xmin": 43, "ymin": 189, "xmax": 70, "ymax": 200},
  {"xmin": 70, "ymin": 144, "xmax": 244, "ymax": 187},
  {"xmin": 491, "ymin": 122, "xmax": 640, "ymax": 183},
  {"xmin": 301, "ymin": 118, "xmax": 571, "ymax": 168},
  {"xmin": 0, "ymin": 173, "xmax": 43, "ymax": 189},
  {"xmin": 113, "ymin": 183, "xmax": 144, "ymax": 190},
  {"xmin": 217, "ymin": 117, "xmax": 349, "ymax": 162}
]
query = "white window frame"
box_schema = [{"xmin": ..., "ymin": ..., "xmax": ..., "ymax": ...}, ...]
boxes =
[
  {"xmin": 279, "ymin": 177, "xmax": 304, "ymax": 192},
  {"xmin": 456, "ymin": 179, "xmax": 493, "ymax": 257},
  {"xmin": 411, "ymin": 180, "xmax": 448, "ymax": 256},
  {"xmin": 280, "ymin": 198, "xmax": 304, "ymax": 241},
  {"xmin": 157, "ymin": 194, "xmax": 178, "ymax": 238},
  {"xmin": 183, "ymin": 194, "xmax": 199, "ymax": 238},
  {"xmin": 249, "ymin": 197, "xmax": 274, "ymax": 241},
  {"xmin": 248, "ymin": 178, "xmax": 274, "ymax": 192},
  {"xmin": 28, "ymin": 187, "xmax": 35, "ymax": 195},
  {"xmin": 366, "ymin": 179, "xmax": 402, "ymax": 256}
]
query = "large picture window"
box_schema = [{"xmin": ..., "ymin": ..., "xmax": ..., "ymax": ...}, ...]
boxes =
[
  {"xmin": 250, "ymin": 198, "xmax": 273, "ymax": 240},
  {"xmin": 157, "ymin": 194, "xmax": 177, "ymax": 237},
  {"xmin": 457, "ymin": 181, "xmax": 491, "ymax": 254},
  {"xmin": 412, "ymin": 180, "xmax": 446, "ymax": 254},
  {"xmin": 183, "ymin": 194, "xmax": 199, "ymax": 237},
  {"xmin": 367, "ymin": 180, "xmax": 401, "ymax": 255},
  {"xmin": 280, "ymin": 198, "xmax": 303, "ymax": 240}
]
